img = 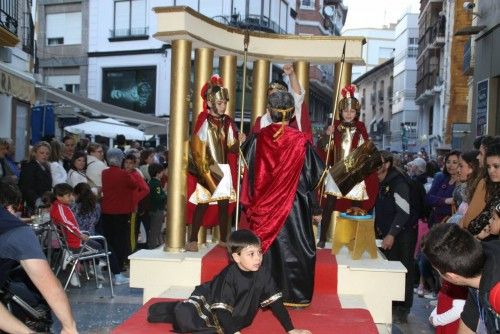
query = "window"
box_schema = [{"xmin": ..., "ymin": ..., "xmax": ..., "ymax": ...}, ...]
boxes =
[
  {"xmin": 408, "ymin": 37, "xmax": 418, "ymax": 45},
  {"xmin": 300, "ymin": 0, "xmax": 314, "ymax": 9},
  {"xmin": 46, "ymin": 75, "xmax": 80, "ymax": 94},
  {"xmin": 112, "ymin": 0, "xmax": 147, "ymax": 38},
  {"xmin": 46, "ymin": 12, "xmax": 82, "ymax": 45},
  {"xmin": 47, "ymin": 37, "xmax": 64, "ymax": 45},
  {"xmin": 65, "ymin": 84, "xmax": 80, "ymax": 94},
  {"xmin": 279, "ymin": 0, "xmax": 288, "ymax": 33},
  {"xmin": 408, "ymin": 46, "xmax": 418, "ymax": 58}
]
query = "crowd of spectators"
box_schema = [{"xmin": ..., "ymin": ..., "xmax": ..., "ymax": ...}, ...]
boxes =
[
  {"xmin": 1, "ymin": 131, "xmax": 500, "ymax": 333},
  {"xmin": 0, "ymin": 134, "xmax": 169, "ymax": 331},
  {"xmin": 377, "ymin": 136, "xmax": 500, "ymax": 332}
]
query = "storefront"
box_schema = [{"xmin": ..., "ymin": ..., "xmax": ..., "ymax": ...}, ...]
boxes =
[{"xmin": 0, "ymin": 64, "xmax": 36, "ymax": 162}]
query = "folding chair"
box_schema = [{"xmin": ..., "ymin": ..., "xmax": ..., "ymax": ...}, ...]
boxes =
[{"xmin": 51, "ymin": 222, "xmax": 115, "ymax": 297}]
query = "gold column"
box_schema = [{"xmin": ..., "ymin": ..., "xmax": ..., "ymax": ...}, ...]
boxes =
[
  {"xmin": 220, "ymin": 55, "xmax": 237, "ymax": 119},
  {"xmin": 166, "ymin": 39, "xmax": 192, "ymax": 252},
  {"xmin": 192, "ymin": 48, "xmax": 214, "ymax": 127},
  {"xmin": 294, "ymin": 61, "xmax": 310, "ymax": 107},
  {"xmin": 332, "ymin": 62, "xmax": 353, "ymax": 119},
  {"xmin": 251, "ymin": 59, "xmax": 270, "ymax": 127}
]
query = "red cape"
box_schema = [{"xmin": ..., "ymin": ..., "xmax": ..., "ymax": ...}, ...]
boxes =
[{"xmin": 243, "ymin": 124, "xmax": 308, "ymax": 252}]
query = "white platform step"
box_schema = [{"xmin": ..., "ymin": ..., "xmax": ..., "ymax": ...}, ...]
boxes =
[
  {"xmin": 158, "ymin": 285, "xmax": 193, "ymax": 299},
  {"xmin": 338, "ymin": 293, "xmax": 368, "ymax": 309}
]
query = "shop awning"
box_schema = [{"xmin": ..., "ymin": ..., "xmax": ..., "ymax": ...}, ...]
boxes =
[{"xmin": 36, "ymin": 85, "xmax": 167, "ymax": 135}]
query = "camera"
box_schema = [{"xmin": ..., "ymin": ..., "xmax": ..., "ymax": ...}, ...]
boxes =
[{"xmin": 463, "ymin": 2, "xmax": 475, "ymax": 10}]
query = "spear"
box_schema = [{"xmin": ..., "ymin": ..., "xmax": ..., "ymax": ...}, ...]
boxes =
[
  {"xmin": 234, "ymin": 30, "xmax": 250, "ymax": 230},
  {"xmin": 319, "ymin": 41, "xmax": 346, "ymax": 203}
]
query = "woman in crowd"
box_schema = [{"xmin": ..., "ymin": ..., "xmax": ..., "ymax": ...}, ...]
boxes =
[
  {"xmin": 19, "ymin": 141, "xmax": 53, "ymax": 213},
  {"xmin": 425, "ymin": 150, "xmax": 460, "ymax": 227},
  {"xmin": 139, "ymin": 148, "xmax": 155, "ymax": 182},
  {"xmin": 465, "ymin": 143, "xmax": 500, "ymax": 238},
  {"xmin": 447, "ymin": 150, "xmax": 481, "ymax": 225},
  {"xmin": 49, "ymin": 140, "xmax": 68, "ymax": 186},
  {"xmin": 67, "ymin": 151, "xmax": 88, "ymax": 188},
  {"xmin": 460, "ymin": 138, "xmax": 500, "ymax": 229}
]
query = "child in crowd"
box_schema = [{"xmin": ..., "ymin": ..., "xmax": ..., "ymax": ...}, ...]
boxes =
[
  {"xmin": 72, "ymin": 182, "xmax": 100, "ymax": 235},
  {"xmin": 147, "ymin": 163, "xmax": 166, "ymax": 249},
  {"xmin": 148, "ymin": 229, "xmax": 311, "ymax": 334},
  {"xmin": 50, "ymin": 183, "xmax": 129, "ymax": 286}
]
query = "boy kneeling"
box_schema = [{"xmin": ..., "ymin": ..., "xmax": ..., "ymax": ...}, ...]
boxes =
[{"xmin": 148, "ymin": 229, "xmax": 311, "ymax": 334}]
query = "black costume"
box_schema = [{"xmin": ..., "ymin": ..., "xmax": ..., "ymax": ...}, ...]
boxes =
[
  {"xmin": 241, "ymin": 126, "xmax": 324, "ymax": 307},
  {"xmin": 18, "ymin": 160, "xmax": 52, "ymax": 212},
  {"xmin": 149, "ymin": 262, "xmax": 293, "ymax": 333}
]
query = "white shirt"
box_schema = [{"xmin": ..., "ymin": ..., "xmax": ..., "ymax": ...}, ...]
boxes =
[
  {"xmin": 86, "ymin": 155, "xmax": 108, "ymax": 187},
  {"xmin": 67, "ymin": 169, "xmax": 88, "ymax": 187},
  {"xmin": 49, "ymin": 161, "xmax": 68, "ymax": 186}
]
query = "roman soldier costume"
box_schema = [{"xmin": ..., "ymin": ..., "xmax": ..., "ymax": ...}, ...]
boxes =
[
  {"xmin": 185, "ymin": 75, "xmax": 239, "ymax": 251},
  {"xmin": 317, "ymin": 85, "xmax": 380, "ymax": 248}
]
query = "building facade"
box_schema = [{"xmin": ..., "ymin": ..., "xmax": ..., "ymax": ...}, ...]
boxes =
[
  {"xmin": 37, "ymin": 0, "xmax": 89, "ymax": 97},
  {"xmin": 0, "ymin": 0, "xmax": 36, "ymax": 161},
  {"xmin": 353, "ymin": 58, "xmax": 394, "ymax": 150},
  {"xmin": 87, "ymin": 0, "xmax": 170, "ymax": 117},
  {"xmin": 415, "ymin": 0, "xmax": 472, "ymax": 155},
  {"xmin": 294, "ymin": 0, "xmax": 348, "ymax": 136},
  {"xmin": 391, "ymin": 13, "xmax": 419, "ymax": 152},
  {"xmin": 415, "ymin": 0, "xmax": 446, "ymax": 155},
  {"xmin": 342, "ymin": 27, "xmax": 395, "ymax": 81},
  {"xmin": 469, "ymin": 0, "xmax": 500, "ymax": 138}
]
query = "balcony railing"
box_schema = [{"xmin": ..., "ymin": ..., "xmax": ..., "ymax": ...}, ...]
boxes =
[
  {"xmin": 212, "ymin": 14, "xmax": 286, "ymax": 34},
  {"xmin": 0, "ymin": 0, "xmax": 18, "ymax": 36},
  {"xmin": 417, "ymin": 19, "xmax": 445, "ymax": 57},
  {"xmin": 416, "ymin": 71, "xmax": 439, "ymax": 98},
  {"xmin": 22, "ymin": 13, "xmax": 34, "ymax": 55},
  {"xmin": 109, "ymin": 27, "xmax": 149, "ymax": 41}
]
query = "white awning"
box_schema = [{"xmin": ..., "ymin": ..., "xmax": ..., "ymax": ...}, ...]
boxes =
[
  {"xmin": 36, "ymin": 85, "xmax": 167, "ymax": 135},
  {"xmin": 64, "ymin": 118, "xmax": 152, "ymax": 141}
]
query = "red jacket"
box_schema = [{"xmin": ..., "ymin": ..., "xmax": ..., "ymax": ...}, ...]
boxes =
[
  {"xmin": 50, "ymin": 200, "xmax": 82, "ymax": 249},
  {"xmin": 101, "ymin": 167, "xmax": 148, "ymax": 214}
]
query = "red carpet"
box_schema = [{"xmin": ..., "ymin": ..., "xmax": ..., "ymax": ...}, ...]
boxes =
[{"xmin": 113, "ymin": 248, "xmax": 376, "ymax": 333}]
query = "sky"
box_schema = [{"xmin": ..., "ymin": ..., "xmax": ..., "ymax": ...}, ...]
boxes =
[{"xmin": 342, "ymin": 0, "xmax": 420, "ymax": 31}]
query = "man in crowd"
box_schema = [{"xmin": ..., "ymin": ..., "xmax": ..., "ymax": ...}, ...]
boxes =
[
  {"xmin": 374, "ymin": 150, "xmax": 417, "ymax": 323},
  {"xmin": 422, "ymin": 223, "xmax": 500, "ymax": 334},
  {"xmin": 0, "ymin": 181, "xmax": 78, "ymax": 333}
]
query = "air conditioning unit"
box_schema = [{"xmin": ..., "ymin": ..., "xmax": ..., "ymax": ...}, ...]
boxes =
[{"xmin": 0, "ymin": 47, "xmax": 13, "ymax": 63}]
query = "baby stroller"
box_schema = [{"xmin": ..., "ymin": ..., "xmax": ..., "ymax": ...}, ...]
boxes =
[{"xmin": 0, "ymin": 259, "xmax": 53, "ymax": 333}]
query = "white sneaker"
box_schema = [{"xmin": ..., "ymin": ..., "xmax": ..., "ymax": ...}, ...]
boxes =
[
  {"xmin": 62, "ymin": 250, "xmax": 72, "ymax": 270},
  {"xmin": 113, "ymin": 273, "xmax": 129, "ymax": 286},
  {"xmin": 69, "ymin": 273, "xmax": 80, "ymax": 288}
]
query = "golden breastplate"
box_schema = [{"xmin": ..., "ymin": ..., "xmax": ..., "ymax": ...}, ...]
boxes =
[
  {"xmin": 206, "ymin": 120, "xmax": 227, "ymax": 164},
  {"xmin": 339, "ymin": 126, "xmax": 356, "ymax": 160}
]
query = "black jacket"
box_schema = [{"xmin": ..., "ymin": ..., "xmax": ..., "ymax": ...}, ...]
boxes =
[
  {"xmin": 18, "ymin": 160, "xmax": 52, "ymax": 211},
  {"xmin": 374, "ymin": 168, "xmax": 412, "ymax": 238}
]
